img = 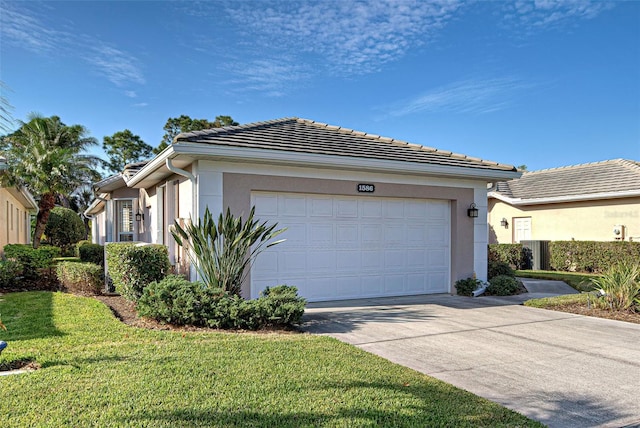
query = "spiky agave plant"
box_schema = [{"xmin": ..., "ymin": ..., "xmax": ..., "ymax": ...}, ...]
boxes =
[
  {"xmin": 172, "ymin": 206, "xmax": 286, "ymax": 296},
  {"xmin": 591, "ymin": 262, "xmax": 640, "ymax": 311}
]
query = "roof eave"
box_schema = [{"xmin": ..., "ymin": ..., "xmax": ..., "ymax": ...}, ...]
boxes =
[
  {"xmin": 489, "ymin": 189, "xmax": 640, "ymax": 205},
  {"xmin": 173, "ymin": 143, "xmax": 521, "ymax": 181}
]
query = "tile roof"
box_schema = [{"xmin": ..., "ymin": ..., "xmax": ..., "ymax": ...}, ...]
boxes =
[
  {"xmin": 491, "ymin": 159, "xmax": 640, "ymax": 201},
  {"xmin": 174, "ymin": 117, "xmax": 516, "ymax": 172}
]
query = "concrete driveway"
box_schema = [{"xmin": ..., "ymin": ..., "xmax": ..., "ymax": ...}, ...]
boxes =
[{"xmin": 302, "ymin": 284, "xmax": 640, "ymax": 428}]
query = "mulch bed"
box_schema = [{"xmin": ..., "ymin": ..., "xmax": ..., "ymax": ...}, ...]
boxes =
[{"xmin": 539, "ymin": 302, "xmax": 640, "ymax": 324}]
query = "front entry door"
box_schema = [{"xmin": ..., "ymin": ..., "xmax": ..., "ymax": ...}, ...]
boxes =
[{"xmin": 513, "ymin": 217, "xmax": 532, "ymax": 243}]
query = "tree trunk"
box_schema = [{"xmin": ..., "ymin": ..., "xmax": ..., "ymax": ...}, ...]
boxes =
[{"xmin": 33, "ymin": 193, "xmax": 56, "ymax": 248}]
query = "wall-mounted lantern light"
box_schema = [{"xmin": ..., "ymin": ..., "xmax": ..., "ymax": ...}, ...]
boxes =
[
  {"xmin": 135, "ymin": 210, "xmax": 144, "ymax": 222},
  {"xmin": 467, "ymin": 203, "xmax": 479, "ymax": 218},
  {"xmin": 501, "ymin": 218, "xmax": 509, "ymax": 228}
]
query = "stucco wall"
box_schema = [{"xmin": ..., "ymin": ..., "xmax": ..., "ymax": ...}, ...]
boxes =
[
  {"xmin": 488, "ymin": 197, "xmax": 640, "ymax": 243},
  {"xmin": 0, "ymin": 187, "xmax": 31, "ymax": 254}
]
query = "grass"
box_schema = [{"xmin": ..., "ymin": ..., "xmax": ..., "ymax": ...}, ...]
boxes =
[
  {"xmin": 516, "ymin": 269, "xmax": 599, "ymax": 292},
  {"xmin": 523, "ymin": 293, "xmax": 588, "ymax": 309},
  {"xmin": 0, "ymin": 292, "xmax": 542, "ymax": 427}
]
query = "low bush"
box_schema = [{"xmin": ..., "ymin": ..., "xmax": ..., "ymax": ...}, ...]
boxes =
[
  {"xmin": 488, "ymin": 244, "xmax": 531, "ymax": 269},
  {"xmin": 3, "ymin": 244, "xmax": 60, "ymax": 280},
  {"xmin": 137, "ymin": 276, "xmax": 306, "ymax": 329},
  {"xmin": 78, "ymin": 242, "xmax": 104, "ymax": 265},
  {"xmin": 455, "ymin": 277, "xmax": 482, "ymax": 296},
  {"xmin": 56, "ymin": 261, "xmax": 103, "ymax": 295},
  {"xmin": 549, "ymin": 241, "xmax": 640, "ymax": 273},
  {"xmin": 487, "ymin": 275, "xmax": 521, "ymax": 296},
  {"xmin": 0, "ymin": 260, "xmax": 21, "ymax": 288},
  {"xmin": 590, "ymin": 262, "xmax": 640, "ymax": 311},
  {"xmin": 105, "ymin": 243, "xmax": 170, "ymax": 301},
  {"xmin": 488, "ymin": 261, "xmax": 515, "ymax": 280}
]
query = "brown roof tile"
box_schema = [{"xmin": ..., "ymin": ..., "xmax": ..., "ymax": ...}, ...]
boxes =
[
  {"xmin": 174, "ymin": 117, "xmax": 516, "ymax": 172},
  {"xmin": 492, "ymin": 159, "xmax": 640, "ymax": 200}
]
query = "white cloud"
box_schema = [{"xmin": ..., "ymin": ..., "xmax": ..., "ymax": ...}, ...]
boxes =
[
  {"xmin": 0, "ymin": 1, "xmax": 145, "ymax": 88},
  {"xmin": 506, "ymin": 0, "xmax": 614, "ymax": 30},
  {"xmin": 385, "ymin": 77, "xmax": 533, "ymax": 117},
  {"xmin": 133, "ymin": 102, "xmax": 149, "ymax": 108},
  {"xmin": 124, "ymin": 91, "xmax": 137, "ymax": 98},
  {"xmin": 224, "ymin": 57, "xmax": 311, "ymax": 97},
  {"xmin": 225, "ymin": 0, "xmax": 463, "ymax": 75}
]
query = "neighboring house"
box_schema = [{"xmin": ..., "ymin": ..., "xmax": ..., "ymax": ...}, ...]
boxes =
[
  {"xmin": 488, "ymin": 159, "xmax": 640, "ymax": 244},
  {"xmin": 87, "ymin": 118, "xmax": 519, "ymax": 301},
  {"xmin": 0, "ymin": 156, "xmax": 38, "ymax": 254}
]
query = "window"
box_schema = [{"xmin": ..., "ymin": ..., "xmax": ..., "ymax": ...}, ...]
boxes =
[{"xmin": 116, "ymin": 200, "xmax": 134, "ymax": 242}]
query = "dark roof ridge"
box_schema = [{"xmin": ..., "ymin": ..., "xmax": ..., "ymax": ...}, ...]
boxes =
[{"xmin": 175, "ymin": 117, "xmax": 298, "ymax": 141}]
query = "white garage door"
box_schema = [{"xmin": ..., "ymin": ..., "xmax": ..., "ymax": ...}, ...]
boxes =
[{"xmin": 251, "ymin": 192, "xmax": 450, "ymax": 302}]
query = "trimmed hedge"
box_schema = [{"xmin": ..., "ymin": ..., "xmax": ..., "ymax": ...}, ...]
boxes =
[
  {"xmin": 105, "ymin": 243, "xmax": 170, "ymax": 301},
  {"xmin": 3, "ymin": 244, "xmax": 61, "ymax": 279},
  {"xmin": 0, "ymin": 260, "xmax": 21, "ymax": 288},
  {"xmin": 137, "ymin": 276, "xmax": 306, "ymax": 330},
  {"xmin": 487, "ymin": 275, "xmax": 521, "ymax": 296},
  {"xmin": 45, "ymin": 207, "xmax": 85, "ymax": 256},
  {"xmin": 549, "ymin": 241, "xmax": 640, "ymax": 273},
  {"xmin": 56, "ymin": 261, "xmax": 103, "ymax": 295},
  {"xmin": 488, "ymin": 244, "xmax": 531, "ymax": 269},
  {"xmin": 454, "ymin": 278, "xmax": 482, "ymax": 296},
  {"xmin": 78, "ymin": 242, "xmax": 104, "ymax": 265}
]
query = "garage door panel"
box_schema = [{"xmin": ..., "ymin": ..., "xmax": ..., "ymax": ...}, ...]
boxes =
[
  {"xmin": 251, "ymin": 192, "xmax": 450, "ymax": 301},
  {"xmin": 336, "ymin": 224, "xmax": 358, "ymax": 246},
  {"xmin": 336, "ymin": 199, "xmax": 358, "ymax": 218},
  {"xmin": 360, "ymin": 200, "xmax": 382, "ymax": 218},
  {"xmin": 384, "ymin": 275, "xmax": 405, "ymax": 293},
  {"xmin": 310, "ymin": 197, "xmax": 333, "ymax": 217},
  {"xmin": 309, "ymin": 224, "xmax": 334, "ymax": 246},
  {"xmin": 336, "ymin": 250, "xmax": 361, "ymax": 272}
]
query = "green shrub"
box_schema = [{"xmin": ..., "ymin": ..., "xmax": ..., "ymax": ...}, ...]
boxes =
[
  {"xmin": 171, "ymin": 206, "xmax": 286, "ymax": 295},
  {"xmin": 487, "ymin": 275, "xmax": 521, "ymax": 296},
  {"xmin": 75, "ymin": 240, "xmax": 91, "ymax": 256},
  {"xmin": 0, "ymin": 260, "xmax": 21, "ymax": 288},
  {"xmin": 549, "ymin": 241, "xmax": 640, "ymax": 273},
  {"xmin": 45, "ymin": 207, "xmax": 85, "ymax": 256},
  {"xmin": 488, "ymin": 261, "xmax": 515, "ymax": 280},
  {"xmin": 455, "ymin": 277, "xmax": 482, "ymax": 296},
  {"xmin": 137, "ymin": 277, "xmax": 306, "ymax": 330},
  {"xmin": 56, "ymin": 261, "xmax": 103, "ymax": 295},
  {"xmin": 590, "ymin": 262, "xmax": 640, "ymax": 311},
  {"xmin": 488, "ymin": 244, "xmax": 531, "ymax": 269},
  {"xmin": 105, "ymin": 243, "xmax": 170, "ymax": 301},
  {"xmin": 78, "ymin": 242, "xmax": 104, "ymax": 265},
  {"xmin": 3, "ymin": 244, "xmax": 60, "ymax": 279}
]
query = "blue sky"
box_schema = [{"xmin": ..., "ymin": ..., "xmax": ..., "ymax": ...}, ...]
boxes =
[{"xmin": 1, "ymin": 0, "xmax": 639, "ymax": 172}]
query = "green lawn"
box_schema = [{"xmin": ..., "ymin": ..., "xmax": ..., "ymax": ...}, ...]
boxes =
[
  {"xmin": 523, "ymin": 293, "xmax": 588, "ymax": 309},
  {"xmin": 516, "ymin": 269, "xmax": 599, "ymax": 292},
  {"xmin": 0, "ymin": 292, "xmax": 542, "ymax": 427}
]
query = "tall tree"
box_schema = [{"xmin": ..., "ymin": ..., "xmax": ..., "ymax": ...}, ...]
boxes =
[
  {"xmin": 153, "ymin": 115, "xmax": 238, "ymax": 154},
  {"xmin": 102, "ymin": 129, "xmax": 153, "ymax": 174},
  {"xmin": 0, "ymin": 114, "xmax": 101, "ymax": 248}
]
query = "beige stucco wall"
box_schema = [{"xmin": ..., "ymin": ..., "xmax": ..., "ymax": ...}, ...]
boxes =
[
  {"xmin": 488, "ymin": 197, "xmax": 640, "ymax": 243},
  {"xmin": 0, "ymin": 187, "xmax": 32, "ymax": 254},
  {"xmin": 223, "ymin": 172, "xmax": 476, "ymax": 298}
]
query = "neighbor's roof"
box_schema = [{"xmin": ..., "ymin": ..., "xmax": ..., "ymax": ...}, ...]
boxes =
[
  {"xmin": 489, "ymin": 159, "xmax": 640, "ymax": 204},
  {"xmin": 174, "ymin": 117, "xmax": 517, "ymax": 173}
]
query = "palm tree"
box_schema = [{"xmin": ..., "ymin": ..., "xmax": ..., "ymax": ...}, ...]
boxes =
[{"xmin": 0, "ymin": 115, "xmax": 101, "ymax": 248}]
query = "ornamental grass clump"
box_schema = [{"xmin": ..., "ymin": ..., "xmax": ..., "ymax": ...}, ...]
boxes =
[
  {"xmin": 590, "ymin": 262, "xmax": 640, "ymax": 311},
  {"xmin": 171, "ymin": 206, "xmax": 286, "ymax": 296}
]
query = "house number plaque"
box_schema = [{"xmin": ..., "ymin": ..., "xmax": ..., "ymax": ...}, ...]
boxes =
[{"xmin": 357, "ymin": 184, "xmax": 375, "ymax": 193}]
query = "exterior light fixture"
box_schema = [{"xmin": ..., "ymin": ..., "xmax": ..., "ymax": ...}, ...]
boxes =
[
  {"xmin": 501, "ymin": 218, "xmax": 509, "ymax": 228},
  {"xmin": 135, "ymin": 210, "xmax": 144, "ymax": 222},
  {"xmin": 467, "ymin": 203, "xmax": 479, "ymax": 218}
]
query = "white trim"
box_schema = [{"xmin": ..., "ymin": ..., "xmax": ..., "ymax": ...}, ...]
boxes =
[
  {"xmin": 489, "ymin": 189, "xmax": 640, "ymax": 206},
  {"xmin": 127, "ymin": 143, "xmax": 521, "ymax": 188}
]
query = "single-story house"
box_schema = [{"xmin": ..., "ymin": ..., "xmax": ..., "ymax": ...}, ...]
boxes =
[
  {"xmin": 488, "ymin": 159, "xmax": 640, "ymax": 244},
  {"xmin": 0, "ymin": 156, "xmax": 38, "ymax": 254},
  {"xmin": 87, "ymin": 118, "xmax": 520, "ymax": 301}
]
